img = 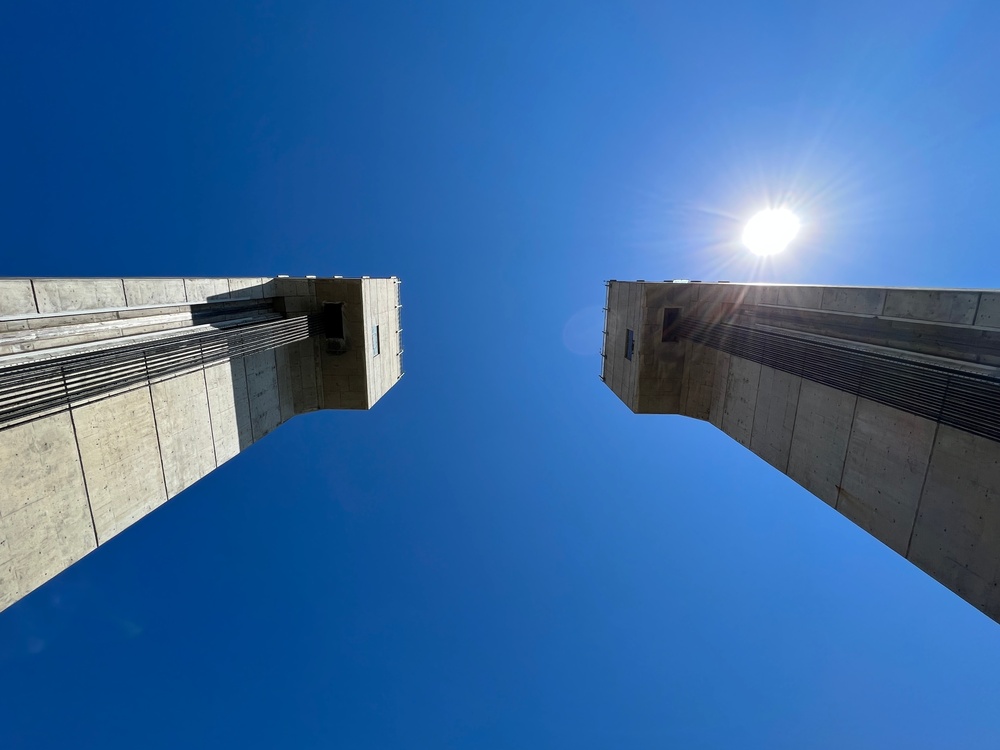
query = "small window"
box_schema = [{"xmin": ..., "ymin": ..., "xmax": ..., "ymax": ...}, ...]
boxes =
[
  {"xmin": 661, "ymin": 307, "xmax": 681, "ymax": 342},
  {"xmin": 624, "ymin": 328, "xmax": 634, "ymax": 361},
  {"xmin": 322, "ymin": 302, "xmax": 345, "ymax": 339},
  {"xmin": 372, "ymin": 324, "xmax": 381, "ymax": 356}
]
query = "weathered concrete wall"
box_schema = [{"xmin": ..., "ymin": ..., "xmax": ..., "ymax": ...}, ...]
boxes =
[
  {"xmin": 601, "ymin": 281, "xmax": 644, "ymax": 411},
  {"xmin": 362, "ymin": 277, "xmax": 404, "ymax": 408},
  {"xmin": 273, "ymin": 276, "xmax": 404, "ymax": 410},
  {"xmin": 0, "ymin": 411, "xmax": 94, "ymax": 610},
  {"xmin": 0, "ymin": 275, "xmax": 402, "ymax": 612},
  {"xmin": 603, "ymin": 280, "xmax": 1000, "ymax": 623}
]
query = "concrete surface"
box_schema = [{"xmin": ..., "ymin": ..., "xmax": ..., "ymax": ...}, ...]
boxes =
[
  {"xmin": 602, "ymin": 280, "xmax": 1000, "ymax": 623},
  {"xmin": 0, "ymin": 275, "xmax": 403, "ymax": 612}
]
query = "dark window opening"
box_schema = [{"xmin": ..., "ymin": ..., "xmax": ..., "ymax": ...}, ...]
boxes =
[
  {"xmin": 372, "ymin": 324, "xmax": 381, "ymax": 356},
  {"xmin": 323, "ymin": 302, "xmax": 348, "ymax": 354},
  {"xmin": 661, "ymin": 307, "xmax": 682, "ymax": 342},
  {"xmin": 625, "ymin": 328, "xmax": 634, "ymax": 361},
  {"xmin": 322, "ymin": 302, "xmax": 345, "ymax": 339}
]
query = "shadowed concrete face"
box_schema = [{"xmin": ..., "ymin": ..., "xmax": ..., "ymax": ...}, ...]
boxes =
[
  {"xmin": 0, "ymin": 275, "xmax": 403, "ymax": 613},
  {"xmin": 602, "ymin": 280, "xmax": 1000, "ymax": 624}
]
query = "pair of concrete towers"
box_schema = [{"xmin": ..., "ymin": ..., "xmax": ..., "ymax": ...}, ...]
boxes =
[{"xmin": 2, "ymin": 275, "xmax": 1000, "ymax": 626}]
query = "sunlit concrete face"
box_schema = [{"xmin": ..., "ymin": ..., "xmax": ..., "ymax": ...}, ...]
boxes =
[
  {"xmin": 0, "ymin": 275, "xmax": 403, "ymax": 612},
  {"xmin": 602, "ymin": 279, "xmax": 1000, "ymax": 624}
]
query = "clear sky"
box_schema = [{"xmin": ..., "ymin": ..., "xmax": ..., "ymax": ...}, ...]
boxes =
[{"xmin": 3, "ymin": 1, "xmax": 1000, "ymax": 747}]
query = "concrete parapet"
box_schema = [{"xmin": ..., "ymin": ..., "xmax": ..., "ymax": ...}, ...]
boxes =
[
  {"xmin": 33, "ymin": 278, "xmax": 127, "ymax": 313},
  {"xmin": 0, "ymin": 280, "xmax": 37, "ymax": 316}
]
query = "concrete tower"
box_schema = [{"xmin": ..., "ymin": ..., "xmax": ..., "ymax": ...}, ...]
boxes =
[
  {"xmin": 603, "ymin": 280, "xmax": 1000, "ymax": 623},
  {"xmin": 0, "ymin": 275, "xmax": 403, "ymax": 612}
]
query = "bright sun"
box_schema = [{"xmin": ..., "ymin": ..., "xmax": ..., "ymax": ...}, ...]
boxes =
[{"xmin": 742, "ymin": 208, "xmax": 800, "ymax": 256}]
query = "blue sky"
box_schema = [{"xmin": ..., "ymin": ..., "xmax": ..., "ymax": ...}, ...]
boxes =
[{"xmin": 3, "ymin": 1, "xmax": 1000, "ymax": 747}]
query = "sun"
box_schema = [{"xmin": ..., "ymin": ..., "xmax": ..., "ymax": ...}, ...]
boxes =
[{"xmin": 742, "ymin": 208, "xmax": 800, "ymax": 256}]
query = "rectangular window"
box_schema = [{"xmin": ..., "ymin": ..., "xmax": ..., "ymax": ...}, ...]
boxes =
[
  {"xmin": 661, "ymin": 307, "xmax": 681, "ymax": 342},
  {"xmin": 322, "ymin": 302, "xmax": 345, "ymax": 339},
  {"xmin": 322, "ymin": 302, "xmax": 348, "ymax": 355},
  {"xmin": 625, "ymin": 328, "xmax": 634, "ymax": 361},
  {"xmin": 372, "ymin": 324, "xmax": 381, "ymax": 356}
]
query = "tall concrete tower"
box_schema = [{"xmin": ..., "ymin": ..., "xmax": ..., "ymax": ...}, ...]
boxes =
[
  {"xmin": 603, "ymin": 280, "xmax": 1000, "ymax": 623},
  {"xmin": 0, "ymin": 276, "xmax": 402, "ymax": 612}
]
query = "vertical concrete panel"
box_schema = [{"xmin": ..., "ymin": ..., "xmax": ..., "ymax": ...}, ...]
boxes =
[
  {"xmin": 0, "ymin": 412, "xmax": 95, "ymax": 604},
  {"xmin": 74, "ymin": 388, "xmax": 168, "ymax": 544},
  {"xmin": 318, "ymin": 279, "xmax": 369, "ymax": 412},
  {"xmin": 720, "ymin": 356, "xmax": 761, "ymax": 447},
  {"xmin": 183, "ymin": 278, "xmax": 231, "ymax": 303},
  {"xmin": 150, "ymin": 371, "xmax": 217, "ymax": 498},
  {"xmin": 620, "ymin": 283, "xmax": 633, "ymax": 407},
  {"xmin": 776, "ymin": 286, "xmax": 823, "ymax": 310},
  {"xmin": 313, "ymin": 336, "xmax": 327, "ymax": 412},
  {"xmin": 837, "ymin": 399, "xmax": 937, "ymax": 555},
  {"xmin": 749, "ymin": 366, "xmax": 801, "ymax": 472},
  {"xmin": 681, "ymin": 343, "xmax": 721, "ymax": 421},
  {"xmin": 33, "ymin": 279, "xmax": 127, "ymax": 313},
  {"xmin": 123, "ymin": 279, "xmax": 188, "ymax": 307},
  {"xmin": 614, "ymin": 282, "xmax": 629, "ymax": 399},
  {"xmin": 287, "ymin": 339, "xmax": 320, "ymax": 414},
  {"xmin": 0, "ymin": 280, "xmax": 37, "ymax": 316},
  {"xmin": 619, "ymin": 281, "xmax": 637, "ymax": 408},
  {"xmin": 605, "ymin": 282, "xmax": 621, "ymax": 395},
  {"xmin": 362, "ymin": 279, "xmax": 377, "ymax": 408},
  {"xmin": 244, "ymin": 349, "xmax": 282, "ymax": 439},
  {"xmin": 602, "ymin": 281, "xmax": 643, "ymax": 411},
  {"xmin": 637, "ymin": 286, "xmax": 686, "ymax": 415},
  {"xmin": 228, "ymin": 278, "xmax": 265, "ymax": 300},
  {"xmin": 0, "ymin": 527, "xmax": 16, "ymax": 610},
  {"xmin": 883, "ymin": 289, "xmax": 979, "ymax": 324},
  {"xmin": 627, "ymin": 283, "xmax": 643, "ymax": 410},
  {"xmin": 3, "ymin": 495, "xmax": 97, "ymax": 605},
  {"xmin": 273, "ymin": 344, "xmax": 296, "ymax": 422},
  {"xmin": 758, "ymin": 286, "xmax": 778, "ymax": 305},
  {"xmin": 0, "ymin": 412, "xmax": 90, "ymax": 518},
  {"xmin": 909, "ymin": 427, "xmax": 1000, "ymax": 617},
  {"xmin": 274, "ymin": 277, "xmax": 312, "ymax": 298},
  {"xmin": 820, "ymin": 287, "xmax": 886, "ymax": 315},
  {"xmin": 374, "ymin": 281, "xmax": 386, "ymax": 400},
  {"xmin": 786, "ymin": 381, "xmax": 857, "ymax": 506},
  {"xmin": 974, "ymin": 292, "xmax": 1000, "ymax": 329},
  {"xmin": 204, "ymin": 360, "xmax": 253, "ymax": 462},
  {"xmin": 679, "ymin": 339, "xmax": 694, "ymax": 416},
  {"xmin": 698, "ymin": 283, "xmax": 757, "ymax": 308},
  {"xmin": 258, "ymin": 277, "xmax": 277, "ymax": 298},
  {"xmin": 708, "ymin": 352, "xmax": 731, "ymax": 429},
  {"xmin": 612, "ymin": 283, "xmax": 628, "ymax": 407},
  {"xmin": 368, "ymin": 278, "xmax": 401, "ymax": 405}
]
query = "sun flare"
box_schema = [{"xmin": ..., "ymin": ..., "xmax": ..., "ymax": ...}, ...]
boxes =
[{"xmin": 742, "ymin": 208, "xmax": 800, "ymax": 256}]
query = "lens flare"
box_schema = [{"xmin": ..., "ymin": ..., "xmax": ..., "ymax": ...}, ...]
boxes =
[{"xmin": 742, "ymin": 208, "xmax": 800, "ymax": 256}]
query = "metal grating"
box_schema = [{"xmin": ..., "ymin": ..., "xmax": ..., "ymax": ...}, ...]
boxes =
[
  {"xmin": 0, "ymin": 314, "xmax": 323, "ymax": 430},
  {"xmin": 680, "ymin": 318, "xmax": 1000, "ymax": 444}
]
